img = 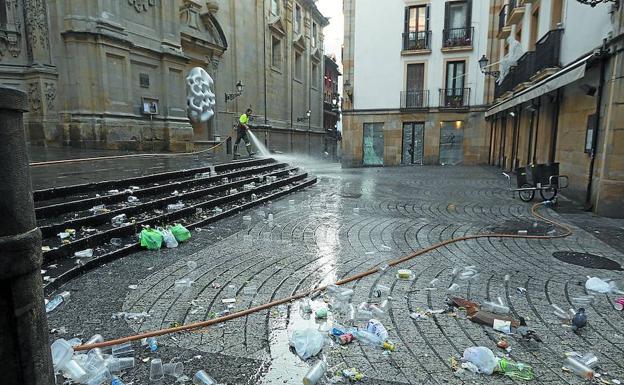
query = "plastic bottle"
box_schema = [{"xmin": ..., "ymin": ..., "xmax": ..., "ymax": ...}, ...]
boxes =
[
  {"xmin": 46, "ymin": 291, "xmax": 70, "ymax": 313},
  {"xmin": 146, "ymin": 337, "xmax": 158, "ymax": 352},
  {"xmin": 352, "ymin": 329, "xmax": 394, "ymax": 350},
  {"xmin": 74, "ymin": 249, "xmax": 94, "ymax": 258},
  {"xmin": 498, "ymin": 358, "xmax": 535, "ymax": 380},
  {"xmin": 303, "ymin": 360, "xmax": 327, "ymax": 385},
  {"xmin": 111, "ymin": 375, "xmax": 125, "ymax": 385}
]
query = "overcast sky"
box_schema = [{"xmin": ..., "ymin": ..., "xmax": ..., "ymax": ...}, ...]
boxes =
[{"xmin": 317, "ymin": 0, "xmax": 344, "ymax": 70}]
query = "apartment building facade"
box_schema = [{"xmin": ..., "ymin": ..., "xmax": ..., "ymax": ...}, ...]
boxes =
[
  {"xmin": 487, "ymin": 0, "xmax": 624, "ymax": 217},
  {"xmin": 323, "ymin": 55, "xmax": 341, "ymax": 160},
  {"xmin": 0, "ymin": 0, "xmax": 328, "ymax": 153},
  {"xmin": 342, "ymin": 0, "xmax": 493, "ymax": 167}
]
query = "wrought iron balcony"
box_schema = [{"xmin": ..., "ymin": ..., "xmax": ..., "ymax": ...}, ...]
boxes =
[
  {"xmin": 494, "ymin": 29, "xmax": 562, "ymax": 99},
  {"xmin": 400, "ymin": 90, "xmax": 430, "ymax": 109},
  {"xmin": 442, "ymin": 27, "xmax": 474, "ymax": 48},
  {"xmin": 402, "ymin": 31, "xmax": 431, "ymax": 51},
  {"xmin": 439, "ymin": 88, "xmax": 470, "ymax": 109}
]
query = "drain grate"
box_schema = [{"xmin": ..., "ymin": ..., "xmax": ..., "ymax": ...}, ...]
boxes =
[{"xmin": 552, "ymin": 251, "xmax": 623, "ymax": 271}]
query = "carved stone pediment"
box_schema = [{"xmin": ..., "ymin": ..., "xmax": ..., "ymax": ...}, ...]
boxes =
[
  {"xmin": 268, "ymin": 15, "xmax": 286, "ymax": 37},
  {"xmin": 293, "ymin": 33, "xmax": 306, "ymax": 51}
]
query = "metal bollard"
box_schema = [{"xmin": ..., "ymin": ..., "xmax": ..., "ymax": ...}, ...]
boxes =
[{"xmin": 0, "ymin": 86, "xmax": 55, "ymax": 385}]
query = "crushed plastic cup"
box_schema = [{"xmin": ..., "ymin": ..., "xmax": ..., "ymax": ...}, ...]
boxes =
[
  {"xmin": 111, "ymin": 342, "xmax": 133, "ymax": 357},
  {"xmin": 85, "ymin": 334, "xmax": 104, "ymax": 345},
  {"xmin": 51, "ymin": 338, "xmax": 74, "ymax": 370},
  {"xmin": 193, "ymin": 370, "xmax": 217, "ymax": 385},
  {"xmin": 111, "ymin": 214, "xmax": 127, "ymax": 227},
  {"xmin": 163, "ymin": 362, "xmax": 184, "ymax": 378},
  {"xmin": 150, "ymin": 358, "xmax": 164, "ymax": 381},
  {"xmin": 482, "ymin": 301, "xmax": 510, "ymax": 315},
  {"xmin": 68, "ymin": 337, "xmax": 83, "ymax": 347},
  {"xmin": 74, "ymin": 249, "xmax": 94, "ymax": 258},
  {"xmin": 580, "ymin": 353, "xmax": 598, "ymax": 368},
  {"xmin": 175, "ymin": 278, "xmax": 194, "ymax": 294},
  {"xmin": 187, "ymin": 260, "xmax": 198, "ymax": 271},
  {"xmin": 110, "ymin": 238, "xmax": 123, "ymax": 246},
  {"xmin": 447, "ymin": 283, "xmax": 460, "ymax": 292}
]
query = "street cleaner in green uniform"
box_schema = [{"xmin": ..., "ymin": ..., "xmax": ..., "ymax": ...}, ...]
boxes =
[{"xmin": 233, "ymin": 108, "xmax": 255, "ymax": 159}]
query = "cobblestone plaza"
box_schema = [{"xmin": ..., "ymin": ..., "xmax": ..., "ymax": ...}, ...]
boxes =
[{"xmin": 47, "ymin": 164, "xmax": 624, "ymax": 384}]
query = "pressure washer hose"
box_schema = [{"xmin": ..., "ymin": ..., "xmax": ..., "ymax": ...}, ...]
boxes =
[
  {"xmin": 75, "ymin": 202, "xmax": 573, "ymax": 352},
  {"xmin": 29, "ymin": 137, "xmax": 232, "ymax": 167}
]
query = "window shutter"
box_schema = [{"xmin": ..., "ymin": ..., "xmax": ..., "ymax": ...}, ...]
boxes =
[
  {"xmin": 466, "ymin": 0, "xmax": 472, "ymax": 29},
  {"xmin": 444, "ymin": 2, "xmax": 451, "ymax": 30},
  {"xmin": 426, "ymin": 5, "xmax": 430, "ymax": 31},
  {"xmin": 404, "ymin": 7, "xmax": 409, "ymax": 33}
]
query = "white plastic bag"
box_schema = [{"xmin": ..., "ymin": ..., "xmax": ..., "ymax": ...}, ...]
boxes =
[
  {"xmin": 158, "ymin": 227, "xmax": 179, "ymax": 248},
  {"xmin": 367, "ymin": 319, "xmax": 389, "ymax": 341},
  {"xmin": 289, "ymin": 328, "xmax": 324, "ymax": 360},
  {"xmin": 585, "ymin": 277, "xmax": 611, "ymax": 293},
  {"xmin": 462, "ymin": 346, "xmax": 498, "ymax": 375}
]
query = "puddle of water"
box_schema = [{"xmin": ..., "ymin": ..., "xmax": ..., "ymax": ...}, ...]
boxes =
[{"xmin": 260, "ymin": 299, "xmax": 332, "ymax": 384}]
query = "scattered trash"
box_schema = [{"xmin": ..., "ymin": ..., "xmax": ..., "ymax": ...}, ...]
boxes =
[
  {"xmin": 482, "ymin": 301, "xmax": 510, "ymax": 315},
  {"xmin": 342, "ymin": 367, "xmax": 364, "ymax": 382},
  {"xmin": 111, "ymin": 214, "xmax": 127, "ymax": 227},
  {"xmin": 58, "ymin": 232, "xmax": 71, "ymax": 240},
  {"xmin": 493, "ymin": 319, "xmax": 512, "ymax": 334},
  {"xmin": 367, "ymin": 319, "xmax": 389, "ymax": 340},
  {"xmin": 516, "ymin": 287, "xmax": 527, "ymax": 294},
  {"xmin": 496, "ymin": 340, "xmax": 509, "ymax": 349},
  {"xmin": 193, "ymin": 370, "xmax": 218, "ymax": 385},
  {"xmin": 74, "ymin": 249, "xmax": 94, "ymax": 258},
  {"xmin": 46, "ymin": 291, "xmax": 70, "ymax": 313},
  {"xmin": 127, "ymin": 196, "xmax": 139, "ymax": 203},
  {"xmin": 110, "ymin": 238, "xmax": 123, "ymax": 246},
  {"xmin": 303, "ymin": 360, "xmax": 327, "ymax": 385},
  {"xmin": 498, "ymin": 358, "xmax": 534, "ymax": 380},
  {"xmin": 517, "ymin": 230, "xmax": 528, "ymax": 235},
  {"xmin": 462, "ymin": 346, "xmax": 497, "ymax": 375},
  {"xmin": 171, "ymin": 224, "xmax": 192, "ymax": 242},
  {"xmin": 140, "ymin": 228, "xmax": 164, "ymax": 250},
  {"xmin": 150, "ymin": 358, "xmax": 164, "ymax": 381},
  {"xmin": 458, "ymin": 266, "xmax": 479, "ymax": 280},
  {"xmin": 614, "ymin": 298, "xmax": 624, "ymax": 311},
  {"xmin": 410, "ymin": 312, "xmax": 428, "ymax": 321},
  {"xmin": 352, "ymin": 329, "xmax": 395, "ymax": 351},
  {"xmin": 397, "ymin": 269, "xmax": 413, "ymax": 280},
  {"xmin": 89, "ymin": 204, "xmax": 106, "ymax": 214},
  {"xmin": 290, "ymin": 328, "xmax": 325, "ymax": 360},
  {"xmin": 175, "ymin": 278, "xmax": 194, "ymax": 294},
  {"xmin": 127, "ymin": 285, "xmax": 138, "ymax": 290},
  {"xmin": 448, "ymin": 283, "xmax": 460, "ymax": 292},
  {"xmin": 563, "ymin": 355, "xmax": 594, "ymax": 380},
  {"xmin": 586, "ymin": 276, "xmax": 618, "ymax": 294},
  {"xmin": 167, "ymin": 202, "xmax": 185, "ymax": 212},
  {"xmin": 315, "ymin": 308, "xmax": 328, "ymax": 319},
  {"xmin": 158, "ymin": 227, "xmax": 179, "ymax": 248}
]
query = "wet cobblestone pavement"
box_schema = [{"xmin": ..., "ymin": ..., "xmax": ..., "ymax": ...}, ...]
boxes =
[{"xmin": 47, "ymin": 163, "xmax": 624, "ymax": 384}]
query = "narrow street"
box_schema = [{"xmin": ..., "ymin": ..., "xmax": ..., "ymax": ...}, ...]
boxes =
[{"xmin": 46, "ymin": 162, "xmax": 624, "ymax": 384}]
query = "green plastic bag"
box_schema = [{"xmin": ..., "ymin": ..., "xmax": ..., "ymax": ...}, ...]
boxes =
[
  {"xmin": 170, "ymin": 224, "xmax": 191, "ymax": 243},
  {"xmin": 140, "ymin": 228, "xmax": 163, "ymax": 250}
]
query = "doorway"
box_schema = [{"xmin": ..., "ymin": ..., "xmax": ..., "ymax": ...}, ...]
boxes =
[
  {"xmin": 439, "ymin": 121, "xmax": 464, "ymax": 165},
  {"xmin": 362, "ymin": 122, "xmax": 384, "ymax": 166},
  {"xmin": 402, "ymin": 122, "xmax": 424, "ymax": 165}
]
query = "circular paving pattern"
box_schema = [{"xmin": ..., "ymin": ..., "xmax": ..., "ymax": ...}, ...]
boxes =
[{"xmin": 51, "ymin": 165, "xmax": 624, "ymax": 384}]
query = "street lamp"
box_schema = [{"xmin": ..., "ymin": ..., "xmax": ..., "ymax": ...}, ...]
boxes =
[
  {"xmin": 478, "ymin": 55, "xmax": 500, "ymax": 79},
  {"xmin": 297, "ymin": 109, "xmax": 311, "ymax": 122},
  {"xmin": 225, "ymin": 80, "xmax": 244, "ymax": 102}
]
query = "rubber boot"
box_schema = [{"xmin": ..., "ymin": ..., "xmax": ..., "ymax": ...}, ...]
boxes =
[
  {"xmin": 246, "ymin": 143, "xmax": 255, "ymax": 157},
  {"xmin": 233, "ymin": 144, "xmax": 240, "ymax": 159}
]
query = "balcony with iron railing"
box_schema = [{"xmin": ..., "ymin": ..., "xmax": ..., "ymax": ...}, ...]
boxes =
[
  {"xmin": 494, "ymin": 29, "xmax": 563, "ymax": 99},
  {"xmin": 439, "ymin": 88, "xmax": 471, "ymax": 109},
  {"xmin": 400, "ymin": 90, "xmax": 430, "ymax": 110},
  {"xmin": 402, "ymin": 31, "xmax": 431, "ymax": 52},
  {"xmin": 442, "ymin": 27, "xmax": 474, "ymax": 50}
]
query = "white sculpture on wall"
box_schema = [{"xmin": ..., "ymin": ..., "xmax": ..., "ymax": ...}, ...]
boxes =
[{"xmin": 186, "ymin": 67, "xmax": 216, "ymax": 124}]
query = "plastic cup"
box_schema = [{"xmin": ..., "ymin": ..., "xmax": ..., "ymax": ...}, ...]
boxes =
[
  {"xmin": 150, "ymin": 358, "xmax": 164, "ymax": 381},
  {"xmin": 51, "ymin": 339, "xmax": 74, "ymax": 370},
  {"xmin": 163, "ymin": 362, "xmax": 184, "ymax": 378},
  {"xmin": 175, "ymin": 278, "xmax": 193, "ymax": 294},
  {"xmin": 111, "ymin": 342, "xmax": 133, "ymax": 357},
  {"xmin": 85, "ymin": 334, "xmax": 104, "ymax": 345},
  {"xmin": 106, "ymin": 357, "xmax": 135, "ymax": 373},
  {"xmin": 193, "ymin": 370, "xmax": 217, "ymax": 385},
  {"xmin": 563, "ymin": 357, "xmax": 594, "ymax": 379},
  {"xmin": 85, "ymin": 367, "xmax": 111, "ymax": 385},
  {"xmin": 303, "ymin": 361, "xmax": 327, "ymax": 385},
  {"xmin": 581, "ymin": 353, "xmax": 599, "ymax": 368}
]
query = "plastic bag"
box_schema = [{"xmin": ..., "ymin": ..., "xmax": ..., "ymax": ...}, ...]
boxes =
[
  {"xmin": 289, "ymin": 328, "xmax": 324, "ymax": 360},
  {"xmin": 366, "ymin": 319, "xmax": 389, "ymax": 341},
  {"xmin": 170, "ymin": 224, "xmax": 192, "ymax": 243},
  {"xmin": 585, "ymin": 277, "xmax": 612, "ymax": 293},
  {"xmin": 140, "ymin": 228, "xmax": 163, "ymax": 250},
  {"xmin": 462, "ymin": 347, "xmax": 498, "ymax": 375},
  {"xmin": 157, "ymin": 227, "xmax": 178, "ymax": 248}
]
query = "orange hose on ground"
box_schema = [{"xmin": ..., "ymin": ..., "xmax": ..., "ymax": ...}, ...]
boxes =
[
  {"xmin": 75, "ymin": 202, "xmax": 571, "ymax": 352},
  {"xmin": 29, "ymin": 137, "xmax": 231, "ymax": 167}
]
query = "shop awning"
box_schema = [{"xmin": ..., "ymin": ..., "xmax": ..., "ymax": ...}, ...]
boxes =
[{"xmin": 485, "ymin": 54, "xmax": 594, "ymax": 117}]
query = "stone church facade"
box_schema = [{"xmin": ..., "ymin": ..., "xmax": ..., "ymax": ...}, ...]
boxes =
[{"xmin": 0, "ymin": 0, "xmax": 328, "ymax": 153}]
